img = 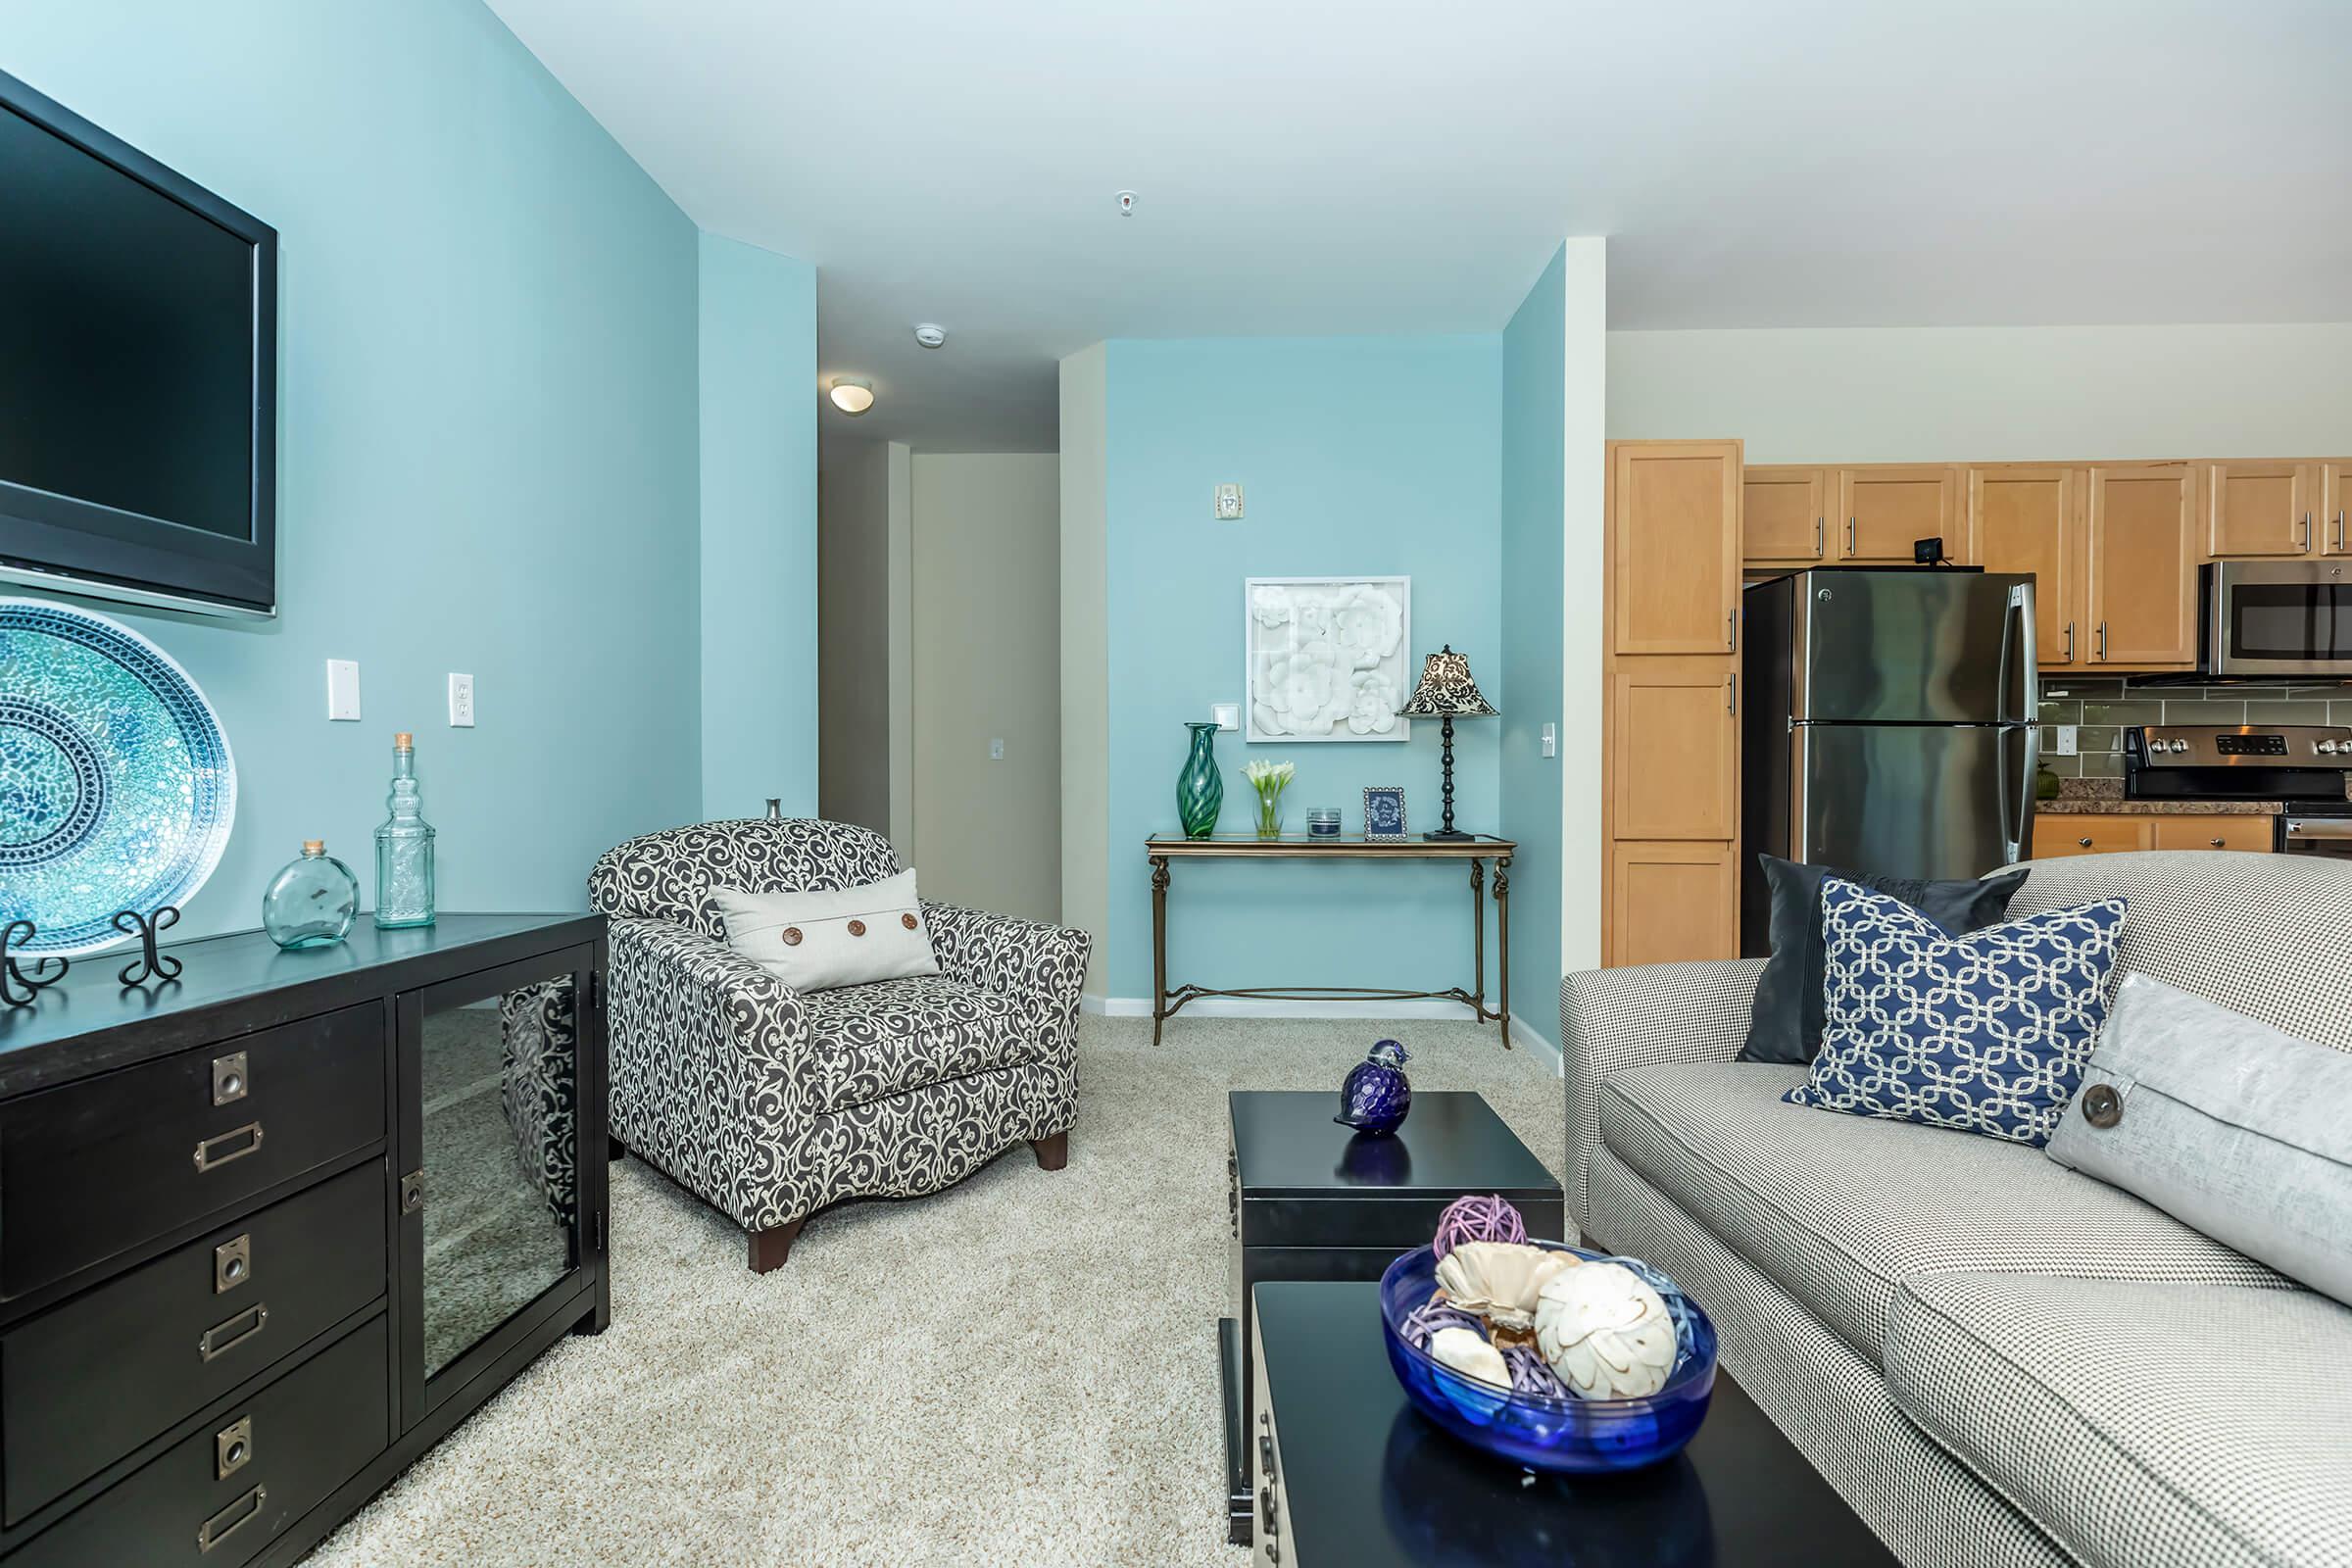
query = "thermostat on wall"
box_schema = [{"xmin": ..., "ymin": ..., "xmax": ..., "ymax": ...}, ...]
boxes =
[{"xmin": 1214, "ymin": 483, "xmax": 1244, "ymax": 520}]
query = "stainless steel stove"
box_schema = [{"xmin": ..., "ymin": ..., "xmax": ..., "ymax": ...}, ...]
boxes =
[{"xmin": 2125, "ymin": 723, "xmax": 2352, "ymax": 858}]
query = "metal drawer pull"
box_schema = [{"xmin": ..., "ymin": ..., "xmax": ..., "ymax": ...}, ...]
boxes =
[
  {"xmin": 2077, "ymin": 836, "xmax": 2094, "ymax": 849},
  {"xmin": 193, "ymin": 1121, "xmax": 264, "ymax": 1172},
  {"xmin": 197, "ymin": 1485, "xmax": 267, "ymax": 1553},
  {"xmin": 212, "ymin": 1051, "xmax": 249, "ymax": 1106},
  {"xmin": 198, "ymin": 1301, "xmax": 269, "ymax": 1361},
  {"xmin": 216, "ymin": 1416, "xmax": 253, "ymax": 1479},
  {"xmin": 214, "ymin": 1234, "xmax": 252, "ymax": 1294},
  {"xmin": 2210, "ymin": 837, "xmax": 2227, "ymax": 848}
]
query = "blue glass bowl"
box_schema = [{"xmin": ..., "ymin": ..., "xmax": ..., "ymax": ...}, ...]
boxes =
[{"xmin": 1380, "ymin": 1240, "xmax": 1717, "ymax": 1473}]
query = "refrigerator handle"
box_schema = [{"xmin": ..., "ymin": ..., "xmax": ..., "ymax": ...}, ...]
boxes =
[
  {"xmin": 1999, "ymin": 581, "xmax": 2037, "ymax": 725},
  {"xmin": 2002, "ymin": 723, "xmax": 2038, "ymax": 865}
]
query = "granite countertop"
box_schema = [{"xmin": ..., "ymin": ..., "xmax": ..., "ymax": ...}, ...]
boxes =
[{"xmin": 2036, "ymin": 779, "xmax": 2278, "ymax": 816}]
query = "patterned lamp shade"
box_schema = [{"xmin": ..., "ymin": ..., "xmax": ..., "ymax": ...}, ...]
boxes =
[{"xmin": 1397, "ymin": 645, "xmax": 1497, "ymax": 718}]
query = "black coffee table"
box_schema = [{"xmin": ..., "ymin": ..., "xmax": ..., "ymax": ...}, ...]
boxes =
[
  {"xmin": 1222, "ymin": 1091, "xmax": 1563, "ymax": 1543},
  {"xmin": 1250, "ymin": 1281, "xmax": 1898, "ymax": 1567}
]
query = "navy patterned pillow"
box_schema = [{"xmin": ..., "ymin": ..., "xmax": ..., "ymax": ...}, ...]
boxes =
[{"xmin": 1785, "ymin": 877, "xmax": 2130, "ymax": 1148}]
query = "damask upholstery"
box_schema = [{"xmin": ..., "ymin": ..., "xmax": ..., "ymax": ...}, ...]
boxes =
[
  {"xmin": 1567, "ymin": 851, "xmax": 2352, "ymax": 1567},
  {"xmin": 498, "ymin": 978, "xmax": 578, "ymax": 1225},
  {"xmin": 591, "ymin": 818, "xmax": 1089, "ymax": 1250}
]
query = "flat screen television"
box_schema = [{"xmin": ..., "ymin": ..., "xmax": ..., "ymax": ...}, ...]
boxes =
[{"xmin": 0, "ymin": 68, "xmax": 276, "ymax": 617}]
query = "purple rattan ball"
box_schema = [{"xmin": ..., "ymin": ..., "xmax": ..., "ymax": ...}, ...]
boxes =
[
  {"xmin": 1431, "ymin": 1194, "xmax": 1528, "ymax": 1260},
  {"xmin": 1503, "ymin": 1347, "xmax": 1570, "ymax": 1399},
  {"xmin": 1398, "ymin": 1298, "xmax": 1483, "ymax": 1349}
]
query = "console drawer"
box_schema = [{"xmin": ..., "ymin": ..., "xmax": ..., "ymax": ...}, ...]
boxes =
[
  {"xmin": 6, "ymin": 1316, "xmax": 386, "ymax": 1568},
  {"xmin": 0, "ymin": 1004, "xmax": 385, "ymax": 1299},
  {"xmin": 1, "ymin": 1162, "xmax": 386, "ymax": 1525}
]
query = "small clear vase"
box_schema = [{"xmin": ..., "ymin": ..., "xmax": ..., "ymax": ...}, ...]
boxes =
[
  {"xmin": 262, "ymin": 840, "xmax": 360, "ymax": 950},
  {"xmin": 1255, "ymin": 788, "xmax": 1286, "ymax": 839}
]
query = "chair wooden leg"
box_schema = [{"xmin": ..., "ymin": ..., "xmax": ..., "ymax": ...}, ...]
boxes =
[
  {"xmin": 748, "ymin": 1217, "xmax": 806, "ymax": 1273},
  {"xmin": 1030, "ymin": 1131, "xmax": 1069, "ymax": 1171}
]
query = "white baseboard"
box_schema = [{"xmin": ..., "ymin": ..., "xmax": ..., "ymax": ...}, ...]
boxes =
[{"xmin": 1089, "ymin": 995, "xmax": 1564, "ymax": 1075}]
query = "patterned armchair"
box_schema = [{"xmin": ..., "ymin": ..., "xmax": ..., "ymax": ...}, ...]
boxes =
[{"xmin": 588, "ymin": 817, "xmax": 1091, "ymax": 1271}]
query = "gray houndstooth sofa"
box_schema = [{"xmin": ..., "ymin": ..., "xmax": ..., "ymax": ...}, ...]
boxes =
[
  {"xmin": 1564, "ymin": 851, "xmax": 2352, "ymax": 1568},
  {"xmin": 590, "ymin": 818, "xmax": 1091, "ymax": 1271}
]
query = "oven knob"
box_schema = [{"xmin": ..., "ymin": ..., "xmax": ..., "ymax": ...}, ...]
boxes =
[
  {"xmin": 2167, "ymin": 740, "xmax": 2189, "ymax": 754},
  {"xmin": 2321, "ymin": 740, "xmax": 2341, "ymax": 756}
]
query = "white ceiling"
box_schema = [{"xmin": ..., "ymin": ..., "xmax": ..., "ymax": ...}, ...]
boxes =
[{"xmin": 485, "ymin": 0, "xmax": 2352, "ymax": 456}]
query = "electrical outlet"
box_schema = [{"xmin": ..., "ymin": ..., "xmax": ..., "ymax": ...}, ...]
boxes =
[
  {"xmin": 448, "ymin": 672, "xmax": 476, "ymax": 728},
  {"xmin": 989, "ymin": 737, "xmax": 1004, "ymax": 760},
  {"xmin": 2056, "ymin": 725, "xmax": 2078, "ymax": 757},
  {"xmin": 1213, "ymin": 482, "xmax": 1244, "ymax": 520},
  {"xmin": 1211, "ymin": 703, "xmax": 1240, "ymax": 732},
  {"xmin": 326, "ymin": 660, "xmax": 362, "ymax": 721}
]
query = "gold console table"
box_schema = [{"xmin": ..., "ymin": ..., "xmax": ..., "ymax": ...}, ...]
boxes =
[{"xmin": 1143, "ymin": 834, "xmax": 1516, "ymax": 1049}]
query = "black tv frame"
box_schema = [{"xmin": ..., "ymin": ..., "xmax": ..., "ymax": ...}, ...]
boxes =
[{"xmin": 0, "ymin": 67, "xmax": 277, "ymax": 618}]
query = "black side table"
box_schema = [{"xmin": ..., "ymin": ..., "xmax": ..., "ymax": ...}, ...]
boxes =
[
  {"xmin": 1251, "ymin": 1281, "xmax": 1899, "ymax": 1567},
  {"xmin": 1222, "ymin": 1090, "xmax": 1563, "ymax": 1544}
]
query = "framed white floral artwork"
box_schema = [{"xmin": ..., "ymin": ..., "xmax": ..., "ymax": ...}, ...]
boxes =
[{"xmin": 1244, "ymin": 575, "xmax": 1411, "ymax": 743}]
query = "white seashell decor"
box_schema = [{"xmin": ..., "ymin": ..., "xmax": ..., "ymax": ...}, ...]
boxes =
[
  {"xmin": 1535, "ymin": 1260, "xmax": 1679, "ymax": 1400},
  {"xmin": 1428, "ymin": 1326, "xmax": 1511, "ymax": 1390},
  {"xmin": 1434, "ymin": 1241, "xmax": 1575, "ymax": 1333}
]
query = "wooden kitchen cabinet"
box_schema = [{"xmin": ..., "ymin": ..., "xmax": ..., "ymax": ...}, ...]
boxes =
[
  {"xmin": 1610, "ymin": 441, "xmax": 1741, "ymax": 655},
  {"xmin": 1836, "ymin": 465, "xmax": 1962, "ymax": 563},
  {"xmin": 1606, "ymin": 843, "xmax": 1737, "ymax": 965},
  {"xmin": 1609, "ymin": 664, "xmax": 1739, "ymax": 840},
  {"xmin": 1968, "ymin": 466, "xmax": 2085, "ymax": 667},
  {"xmin": 1742, "ymin": 466, "xmax": 1829, "ymax": 566},
  {"xmin": 2151, "ymin": 815, "xmax": 2274, "ymax": 853},
  {"xmin": 2322, "ymin": 463, "xmax": 2352, "ymax": 557},
  {"xmin": 2207, "ymin": 461, "xmax": 2319, "ymax": 558},
  {"xmin": 2086, "ymin": 465, "xmax": 2198, "ymax": 669},
  {"xmin": 2034, "ymin": 814, "xmax": 2152, "ymax": 858}
]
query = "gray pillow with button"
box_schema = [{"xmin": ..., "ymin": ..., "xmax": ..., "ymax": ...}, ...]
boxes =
[
  {"xmin": 710, "ymin": 870, "xmax": 941, "ymax": 994},
  {"xmin": 2046, "ymin": 972, "xmax": 2352, "ymax": 1304}
]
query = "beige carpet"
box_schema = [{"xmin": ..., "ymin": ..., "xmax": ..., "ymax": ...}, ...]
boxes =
[{"xmin": 310, "ymin": 1014, "xmax": 1566, "ymax": 1568}]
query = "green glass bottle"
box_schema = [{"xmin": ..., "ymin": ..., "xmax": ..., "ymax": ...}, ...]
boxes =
[
  {"xmin": 1177, "ymin": 721, "xmax": 1223, "ymax": 839},
  {"xmin": 373, "ymin": 732, "xmax": 437, "ymax": 928}
]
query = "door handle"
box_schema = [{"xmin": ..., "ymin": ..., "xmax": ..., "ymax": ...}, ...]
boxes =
[
  {"xmin": 2063, "ymin": 621, "xmax": 2075, "ymax": 662},
  {"xmin": 1814, "ymin": 516, "xmax": 1824, "ymax": 559},
  {"xmin": 2337, "ymin": 509, "xmax": 2346, "ymax": 553},
  {"xmin": 2096, "ymin": 620, "xmax": 2108, "ymax": 661},
  {"xmin": 1727, "ymin": 611, "xmax": 1737, "ymax": 651},
  {"xmin": 2300, "ymin": 512, "xmax": 2312, "ymax": 551},
  {"xmin": 1727, "ymin": 673, "xmax": 1738, "ymax": 715},
  {"xmin": 1845, "ymin": 517, "xmax": 1857, "ymax": 556}
]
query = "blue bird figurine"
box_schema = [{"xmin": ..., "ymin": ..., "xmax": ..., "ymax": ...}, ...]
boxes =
[{"xmin": 1337, "ymin": 1039, "xmax": 1412, "ymax": 1135}]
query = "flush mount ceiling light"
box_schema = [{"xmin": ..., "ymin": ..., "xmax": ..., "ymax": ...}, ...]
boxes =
[{"xmin": 828, "ymin": 377, "xmax": 874, "ymax": 416}]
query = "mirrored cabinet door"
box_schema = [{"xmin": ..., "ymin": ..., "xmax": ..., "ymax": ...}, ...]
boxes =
[{"xmin": 399, "ymin": 946, "xmax": 598, "ymax": 1417}]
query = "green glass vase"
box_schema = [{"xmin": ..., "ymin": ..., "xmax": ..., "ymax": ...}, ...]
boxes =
[{"xmin": 1177, "ymin": 722, "xmax": 1223, "ymax": 839}]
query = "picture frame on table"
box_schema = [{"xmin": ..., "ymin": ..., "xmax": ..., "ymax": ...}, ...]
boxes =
[{"xmin": 1361, "ymin": 787, "xmax": 1407, "ymax": 840}]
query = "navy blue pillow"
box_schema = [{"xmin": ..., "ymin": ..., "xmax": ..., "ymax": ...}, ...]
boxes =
[
  {"xmin": 1739, "ymin": 856, "xmax": 2030, "ymax": 1066},
  {"xmin": 1785, "ymin": 878, "xmax": 2129, "ymax": 1147}
]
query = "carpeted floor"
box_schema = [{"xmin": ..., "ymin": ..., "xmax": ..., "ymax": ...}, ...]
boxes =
[{"xmin": 310, "ymin": 1014, "xmax": 1566, "ymax": 1568}]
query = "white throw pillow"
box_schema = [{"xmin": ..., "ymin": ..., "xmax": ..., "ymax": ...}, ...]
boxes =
[{"xmin": 710, "ymin": 871, "xmax": 941, "ymax": 993}]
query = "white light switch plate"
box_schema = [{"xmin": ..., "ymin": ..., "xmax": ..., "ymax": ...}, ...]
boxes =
[
  {"xmin": 2055, "ymin": 725, "xmax": 2078, "ymax": 756},
  {"xmin": 1213, "ymin": 482, "xmax": 1244, "ymax": 520},
  {"xmin": 1211, "ymin": 702, "xmax": 1240, "ymax": 731},
  {"xmin": 326, "ymin": 660, "xmax": 362, "ymax": 721},
  {"xmin": 448, "ymin": 672, "xmax": 476, "ymax": 728},
  {"xmin": 989, "ymin": 737, "xmax": 1004, "ymax": 760}
]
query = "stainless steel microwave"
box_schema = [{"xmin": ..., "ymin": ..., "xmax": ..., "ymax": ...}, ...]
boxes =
[{"xmin": 2201, "ymin": 561, "xmax": 2352, "ymax": 677}]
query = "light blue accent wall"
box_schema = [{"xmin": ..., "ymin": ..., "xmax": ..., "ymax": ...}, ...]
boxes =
[
  {"xmin": 698, "ymin": 233, "xmax": 819, "ymax": 821},
  {"xmin": 3, "ymin": 0, "xmax": 704, "ymax": 940},
  {"xmin": 1498, "ymin": 247, "xmax": 1567, "ymax": 1049},
  {"xmin": 1103, "ymin": 337, "xmax": 1503, "ymax": 1001}
]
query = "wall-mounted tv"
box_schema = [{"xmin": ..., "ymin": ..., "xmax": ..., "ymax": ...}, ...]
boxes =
[{"xmin": 0, "ymin": 68, "xmax": 276, "ymax": 617}]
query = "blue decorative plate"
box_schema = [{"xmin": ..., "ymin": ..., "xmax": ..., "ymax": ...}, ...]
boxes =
[{"xmin": 0, "ymin": 599, "xmax": 236, "ymax": 955}]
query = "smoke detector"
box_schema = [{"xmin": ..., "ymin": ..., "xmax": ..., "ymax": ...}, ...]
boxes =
[
  {"xmin": 1115, "ymin": 190, "xmax": 1137, "ymax": 217},
  {"xmin": 913, "ymin": 323, "xmax": 948, "ymax": 349}
]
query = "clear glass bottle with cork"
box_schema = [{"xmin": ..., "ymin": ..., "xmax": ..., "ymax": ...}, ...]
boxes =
[
  {"xmin": 262, "ymin": 839, "xmax": 360, "ymax": 949},
  {"xmin": 373, "ymin": 731, "xmax": 436, "ymax": 928}
]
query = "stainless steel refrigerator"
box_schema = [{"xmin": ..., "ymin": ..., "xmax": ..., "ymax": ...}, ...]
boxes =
[{"xmin": 1740, "ymin": 566, "xmax": 2038, "ymax": 956}]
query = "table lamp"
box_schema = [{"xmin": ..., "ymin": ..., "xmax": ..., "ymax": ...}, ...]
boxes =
[{"xmin": 1397, "ymin": 645, "xmax": 1496, "ymax": 841}]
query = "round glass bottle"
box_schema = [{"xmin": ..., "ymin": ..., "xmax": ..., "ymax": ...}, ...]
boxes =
[
  {"xmin": 373, "ymin": 731, "xmax": 437, "ymax": 928},
  {"xmin": 262, "ymin": 839, "xmax": 360, "ymax": 949}
]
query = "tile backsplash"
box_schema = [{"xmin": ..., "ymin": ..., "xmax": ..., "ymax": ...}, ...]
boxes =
[{"xmin": 2038, "ymin": 678, "xmax": 2352, "ymax": 776}]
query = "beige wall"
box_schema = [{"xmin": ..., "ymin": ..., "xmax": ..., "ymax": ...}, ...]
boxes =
[
  {"xmin": 910, "ymin": 452, "xmax": 1062, "ymax": 922},
  {"xmin": 1606, "ymin": 322, "xmax": 2352, "ymax": 462},
  {"xmin": 817, "ymin": 439, "xmax": 899, "ymax": 837},
  {"xmin": 1057, "ymin": 346, "xmax": 1108, "ymax": 993}
]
